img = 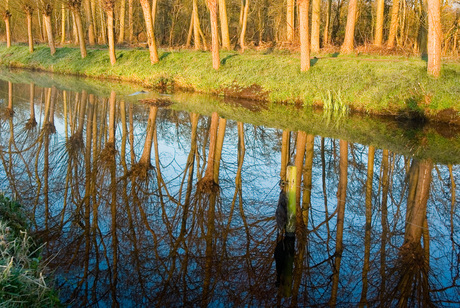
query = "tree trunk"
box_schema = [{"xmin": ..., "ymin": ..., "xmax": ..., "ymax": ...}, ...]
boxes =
[
  {"xmin": 192, "ymin": 0, "xmax": 202, "ymax": 50},
  {"xmin": 208, "ymin": 0, "xmax": 220, "ymax": 70},
  {"xmin": 84, "ymin": 0, "xmax": 96, "ymax": 45},
  {"xmin": 106, "ymin": 7, "xmax": 116, "ymax": 65},
  {"xmin": 140, "ymin": 0, "xmax": 160, "ymax": 64},
  {"xmin": 341, "ymin": 0, "xmax": 358, "ymax": 54},
  {"xmin": 427, "ymin": 0, "xmax": 442, "ymax": 77},
  {"xmin": 299, "ymin": 0, "xmax": 310, "ymax": 71},
  {"xmin": 43, "ymin": 13, "xmax": 56, "ymax": 55},
  {"xmin": 388, "ymin": 0, "xmax": 400, "ymax": 48},
  {"xmin": 240, "ymin": 0, "xmax": 249, "ymax": 52},
  {"xmin": 286, "ymin": 0, "xmax": 295, "ymax": 42},
  {"xmin": 311, "ymin": 0, "xmax": 321, "ymax": 52},
  {"xmin": 323, "ymin": 0, "xmax": 332, "ymax": 45},
  {"xmin": 118, "ymin": 0, "xmax": 126, "ymax": 43},
  {"xmin": 26, "ymin": 11, "xmax": 34, "ymax": 53},
  {"xmin": 4, "ymin": 12, "xmax": 11, "ymax": 48},
  {"xmin": 128, "ymin": 0, "xmax": 134, "ymax": 44},
  {"xmin": 219, "ymin": 0, "xmax": 231, "ymax": 50},
  {"xmin": 374, "ymin": 0, "xmax": 385, "ymax": 46},
  {"xmin": 61, "ymin": 4, "xmax": 66, "ymax": 44},
  {"xmin": 72, "ymin": 7, "xmax": 87, "ymax": 58}
]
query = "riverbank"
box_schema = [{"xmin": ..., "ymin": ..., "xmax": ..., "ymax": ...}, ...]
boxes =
[
  {"xmin": 0, "ymin": 194, "xmax": 61, "ymax": 307},
  {"xmin": 0, "ymin": 44, "xmax": 459, "ymax": 124}
]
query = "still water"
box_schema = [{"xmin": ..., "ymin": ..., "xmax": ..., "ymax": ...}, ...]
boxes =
[{"xmin": 0, "ymin": 70, "xmax": 459, "ymax": 307}]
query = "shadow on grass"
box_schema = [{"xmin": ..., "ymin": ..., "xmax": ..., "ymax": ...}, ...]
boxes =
[
  {"xmin": 160, "ymin": 52, "xmax": 171, "ymax": 61},
  {"xmin": 221, "ymin": 54, "xmax": 238, "ymax": 65},
  {"xmin": 311, "ymin": 57, "xmax": 319, "ymax": 66}
]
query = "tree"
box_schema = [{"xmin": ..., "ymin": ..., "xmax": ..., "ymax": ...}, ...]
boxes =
[
  {"xmin": 387, "ymin": 0, "xmax": 400, "ymax": 48},
  {"xmin": 374, "ymin": 0, "xmax": 385, "ymax": 46},
  {"xmin": 140, "ymin": 0, "xmax": 160, "ymax": 64},
  {"xmin": 118, "ymin": 0, "xmax": 126, "ymax": 43},
  {"xmin": 207, "ymin": 0, "xmax": 220, "ymax": 69},
  {"xmin": 240, "ymin": 0, "xmax": 249, "ymax": 51},
  {"xmin": 103, "ymin": 0, "xmax": 117, "ymax": 65},
  {"xmin": 299, "ymin": 0, "xmax": 310, "ymax": 71},
  {"xmin": 311, "ymin": 0, "xmax": 321, "ymax": 52},
  {"xmin": 20, "ymin": 1, "xmax": 35, "ymax": 53},
  {"xmin": 84, "ymin": 0, "xmax": 96, "ymax": 45},
  {"xmin": 40, "ymin": 1, "xmax": 56, "ymax": 55},
  {"xmin": 3, "ymin": 0, "xmax": 12, "ymax": 48},
  {"xmin": 427, "ymin": 0, "xmax": 442, "ymax": 77},
  {"xmin": 219, "ymin": 0, "xmax": 231, "ymax": 50},
  {"xmin": 286, "ymin": 0, "xmax": 295, "ymax": 42},
  {"xmin": 341, "ymin": 0, "xmax": 358, "ymax": 53},
  {"xmin": 68, "ymin": 0, "xmax": 87, "ymax": 58}
]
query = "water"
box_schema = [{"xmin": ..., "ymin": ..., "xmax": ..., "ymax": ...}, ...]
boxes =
[{"xmin": 0, "ymin": 69, "xmax": 459, "ymax": 307}]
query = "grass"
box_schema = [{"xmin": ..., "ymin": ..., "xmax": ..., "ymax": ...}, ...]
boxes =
[
  {"xmin": 0, "ymin": 44, "xmax": 459, "ymax": 122},
  {"xmin": 0, "ymin": 194, "xmax": 61, "ymax": 307}
]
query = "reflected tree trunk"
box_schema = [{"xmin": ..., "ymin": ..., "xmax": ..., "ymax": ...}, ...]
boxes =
[
  {"xmin": 379, "ymin": 149, "xmax": 390, "ymax": 304},
  {"xmin": 329, "ymin": 140, "xmax": 348, "ymax": 306},
  {"xmin": 359, "ymin": 146, "xmax": 375, "ymax": 307},
  {"xmin": 295, "ymin": 131, "xmax": 307, "ymax": 231},
  {"xmin": 280, "ymin": 130, "xmax": 291, "ymax": 181}
]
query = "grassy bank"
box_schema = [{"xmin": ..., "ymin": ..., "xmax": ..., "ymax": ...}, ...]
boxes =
[
  {"xmin": 0, "ymin": 44, "xmax": 459, "ymax": 122},
  {"xmin": 0, "ymin": 194, "xmax": 61, "ymax": 307}
]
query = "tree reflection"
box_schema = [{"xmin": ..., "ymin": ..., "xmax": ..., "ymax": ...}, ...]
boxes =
[{"xmin": 0, "ymin": 80, "xmax": 459, "ymax": 307}]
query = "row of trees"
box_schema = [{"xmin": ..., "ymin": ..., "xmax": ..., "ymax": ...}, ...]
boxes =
[{"xmin": 1, "ymin": 1, "xmax": 459, "ymax": 76}]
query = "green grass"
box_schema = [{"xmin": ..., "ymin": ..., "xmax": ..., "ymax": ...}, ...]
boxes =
[
  {"xmin": 0, "ymin": 44, "xmax": 459, "ymax": 120},
  {"xmin": 0, "ymin": 195, "xmax": 61, "ymax": 307}
]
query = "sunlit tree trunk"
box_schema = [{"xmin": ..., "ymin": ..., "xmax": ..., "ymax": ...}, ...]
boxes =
[
  {"xmin": 311, "ymin": 0, "xmax": 321, "ymax": 52},
  {"xmin": 341, "ymin": 0, "xmax": 358, "ymax": 53},
  {"xmin": 359, "ymin": 146, "xmax": 375, "ymax": 307},
  {"xmin": 299, "ymin": 0, "xmax": 310, "ymax": 71},
  {"xmin": 69, "ymin": 2, "xmax": 87, "ymax": 58},
  {"xmin": 25, "ymin": 6, "xmax": 34, "ymax": 53},
  {"xmin": 140, "ymin": 0, "xmax": 160, "ymax": 64},
  {"xmin": 240, "ymin": 0, "xmax": 249, "ymax": 52},
  {"xmin": 286, "ymin": 0, "xmax": 295, "ymax": 42},
  {"xmin": 61, "ymin": 4, "xmax": 66, "ymax": 44},
  {"xmin": 43, "ymin": 4, "xmax": 56, "ymax": 55},
  {"xmin": 128, "ymin": 0, "xmax": 134, "ymax": 44},
  {"xmin": 105, "ymin": 1, "xmax": 117, "ymax": 65},
  {"xmin": 84, "ymin": 0, "xmax": 96, "ymax": 45},
  {"xmin": 3, "ymin": 5, "xmax": 11, "ymax": 48},
  {"xmin": 323, "ymin": 0, "xmax": 332, "ymax": 45},
  {"xmin": 207, "ymin": 0, "xmax": 220, "ymax": 69},
  {"xmin": 329, "ymin": 140, "xmax": 348, "ymax": 306},
  {"xmin": 118, "ymin": 0, "xmax": 126, "ymax": 43},
  {"xmin": 388, "ymin": 0, "xmax": 399, "ymax": 48},
  {"xmin": 219, "ymin": 0, "xmax": 231, "ymax": 50},
  {"xmin": 191, "ymin": 0, "xmax": 202, "ymax": 49},
  {"xmin": 427, "ymin": 0, "xmax": 442, "ymax": 77},
  {"xmin": 374, "ymin": 0, "xmax": 385, "ymax": 46}
]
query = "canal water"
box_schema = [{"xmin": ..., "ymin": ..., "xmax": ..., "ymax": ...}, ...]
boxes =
[{"xmin": 0, "ymin": 69, "xmax": 459, "ymax": 306}]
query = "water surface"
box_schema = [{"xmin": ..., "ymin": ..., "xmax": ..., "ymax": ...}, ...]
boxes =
[{"xmin": 0, "ymin": 71, "xmax": 459, "ymax": 307}]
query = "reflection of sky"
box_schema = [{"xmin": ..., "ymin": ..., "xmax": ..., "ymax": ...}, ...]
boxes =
[{"xmin": 1, "ymin": 80, "xmax": 460, "ymax": 306}]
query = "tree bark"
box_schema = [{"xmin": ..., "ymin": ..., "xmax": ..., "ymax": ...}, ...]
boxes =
[
  {"xmin": 84, "ymin": 0, "xmax": 96, "ymax": 45},
  {"xmin": 219, "ymin": 0, "xmax": 231, "ymax": 50},
  {"xmin": 374, "ymin": 0, "xmax": 385, "ymax": 46},
  {"xmin": 26, "ymin": 10, "xmax": 34, "ymax": 53},
  {"xmin": 240, "ymin": 0, "xmax": 249, "ymax": 52},
  {"xmin": 43, "ymin": 10, "xmax": 56, "ymax": 55},
  {"xmin": 341, "ymin": 0, "xmax": 358, "ymax": 54},
  {"xmin": 140, "ymin": 0, "xmax": 160, "ymax": 64},
  {"xmin": 311, "ymin": 0, "xmax": 321, "ymax": 52},
  {"xmin": 3, "ymin": 8, "xmax": 11, "ymax": 48},
  {"xmin": 128, "ymin": 0, "xmax": 134, "ymax": 44},
  {"xmin": 118, "ymin": 0, "xmax": 126, "ymax": 43},
  {"xmin": 299, "ymin": 0, "xmax": 310, "ymax": 71},
  {"xmin": 61, "ymin": 4, "xmax": 66, "ymax": 44},
  {"xmin": 427, "ymin": 0, "xmax": 442, "ymax": 77},
  {"xmin": 207, "ymin": 0, "xmax": 220, "ymax": 69},
  {"xmin": 106, "ymin": 5, "xmax": 116, "ymax": 65},
  {"xmin": 71, "ymin": 6, "xmax": 87, "ymax": 58},
  {"xmin": 286, "ymin": 0, "xmax": 295, "ymax": 42},
  {"xmin": 323, "ymin": 0, "xmax": 332, "ymax": 45},
  {"xmin": 388, "ymin": 0, "xmax": 400, "ymax": 48}
]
